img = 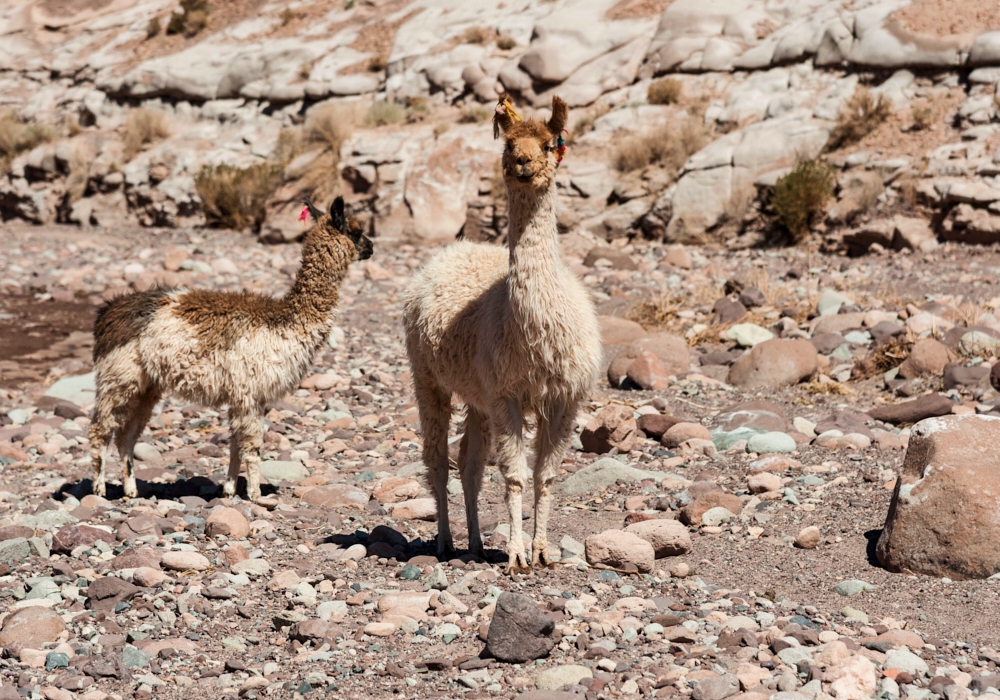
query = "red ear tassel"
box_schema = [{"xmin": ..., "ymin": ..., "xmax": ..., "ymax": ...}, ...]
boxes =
[{"xmin": 298, "ymin": 205, "xmax": 309, "ymax": 224}]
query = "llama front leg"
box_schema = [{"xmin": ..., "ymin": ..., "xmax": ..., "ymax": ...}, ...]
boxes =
[
  {"xmin": 492, "ymin": 398, "xmax": 530, "ymax": 575},
  {"xmin": 532, "ymin": 400, "xmax": 575, "ymax": 569},
  {"xmin": 229, "ymin": 408, "xmax": 265, "ymax": 502},
  {"xmin": 415, "ymin": 382, "xmax": 454, "ymax": 557},
  {"xmin": 89, "ymin": 417, "xmax": 114, "ymax": 499},
  {"xmin": 459, "ymin": 408, "xmax": 490, "ymax": 560}
]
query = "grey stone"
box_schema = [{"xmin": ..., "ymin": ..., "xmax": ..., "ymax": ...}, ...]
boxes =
[
  {"xmin": 259, "ymin": 460, "xmax": 309, "ymax": 483},
  {"xmin": 44, "ymin": 372, "xmax": 96, "ymax": 405},
  {"xmin": 485, "ymin": 592, "xmax": 557, "ymax": 663},
  {"xmin": 561, "ymin": 459, "xmax": 663, "ymax": 494},
  {"xmin": 0, "ymin": 537, "xmax": 30, "ymax": 565},
  {"xmin": 693, "ymin": 673, "xmax": 740, "ymax": 700}
]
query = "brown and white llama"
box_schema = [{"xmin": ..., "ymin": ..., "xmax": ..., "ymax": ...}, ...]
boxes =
[
  {"xmin": 403, "ymin": 95, "xmax": 602, "ymax": 574},
  {"xmin": 89, "ymin": 197, "xmax": 372, "ymax": 502}
]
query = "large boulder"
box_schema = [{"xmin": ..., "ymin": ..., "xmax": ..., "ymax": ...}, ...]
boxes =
[
  {"xmin": 877, "ymin": 414, "xmax": 1000, "ymax": 579},
  {"xmin": 585, "ymin": 530, "xmax": 654, "ymax": 573},
  {"xmin": 607, "ymin": 333, "xmax": 690, "ymax": 388},
  {"xmin": 897, "ymin": 339, "xmax": 954, "ymax": 379},
  {"xmin": 727, "ymin": 339, "xmax": 818, "ymax": 388},
  {"xmin": 0, "ymin": 607, "xmax": 66, "ymax": 649},
  {"xmin": 624, "ymin": 519, "xmax": 691, "ymax": 558},
  {"xmin": 580, "ymin": 405, "xmax": 637, "ymax": 454}
]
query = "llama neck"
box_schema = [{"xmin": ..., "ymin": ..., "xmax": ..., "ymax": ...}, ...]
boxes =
[
  {"xmin": 285, "ymin": 235, "xmax": 347, "ymax": 327},
  {"xmin": 506, "ymin": 183, "xmax": 564, "ymax": 334}
]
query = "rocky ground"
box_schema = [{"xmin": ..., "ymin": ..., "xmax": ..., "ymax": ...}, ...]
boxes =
[{"xmin": 4, "ymin": 223, "xmax": 1000, "ymax": 700}]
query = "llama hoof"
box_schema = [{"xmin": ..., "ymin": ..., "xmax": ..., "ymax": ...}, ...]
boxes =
[
  {"xmin": 531, "ymin": 546, "xmax": 556, "ymax": 569},
  {"xmin": 92, "ymin": 481, "xmax": 106, "ymax": 498},
  {"xmin": 436, "ymin": 538, "xmax": 455, "ymax": 559},
  {"xmin": 222, "ymin": 481, "xmax": 237, "ymax": 498},
  {"xmin": 469, "ymin": 545, "xmax": 486, "ymax": 562},
  {"xmin": 505, "ymin": 552, "xmax": 532, "ymax": 576},
  {"xmin": 123, "ymin": 480, "xmax": 138, "ymax": 499},
  {"xmin": 247, "ymin": 489, "xmax": 262, "ymax": 503}
]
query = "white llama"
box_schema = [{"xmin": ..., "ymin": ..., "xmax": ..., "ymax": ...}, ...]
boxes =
[
  {"xmin": 403, "ymin": 94, "xmax": 602, "ymax": 574},
  {"xmin": 89, "ymin": 197, "xmax": 372, "ymax": 502}
]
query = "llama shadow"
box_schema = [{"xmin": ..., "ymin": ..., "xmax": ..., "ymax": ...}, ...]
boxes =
[
  {"xmin": 864, "ymin": 529, "xmax": 884, "ymax": 568},
  {"xmin": 58, "ymin": 476, "xmax": 277, "ymax": 503},
  {"xmin": 320, "ymin": 530, "xmax": 508, "ymax": 565}
]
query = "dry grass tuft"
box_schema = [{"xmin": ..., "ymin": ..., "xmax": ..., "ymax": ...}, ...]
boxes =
[
  {"xmin": 801, "ymin": 380, "xmax": 852, "ymax": 395},
  {"xmin": 613, "ymin": 116, "xmax": 709, "ymax": 176},
  {"xmin": 868, "ymin": 336, "xmax": 914, "ymax": 374},
  {"xmin": 911, "ymin": 106, "xmax": 932, "ymax": 131},
  {"xmin": 166, "ymin": 0, "xmax": 212, "ymax": 37},
  {"xmin": 279, "ymin": 7, "xmax": 296, "ymax": 26},
  {"xmin": 648, "ymin": 78, "xmax": 682, "ymax": 105},
  {"xmin": 66, "ymin": 149, "xmax": 92, "ymax": 203},
  {"xmin": 459, "ymin": 104, "xmax": 494, "ymax": 124},
  {"xmin": 145, "ymin": 16, "xmax": 161, "ymax": 39},
  {"xmin": 364, "ymin": 100, "xmax": 407, "ymax": 127},
  {"xmin": 770, "ymin": 158, "xmax": 836, "ymax": 242},
  {"xmin": 367, "ymin": 54, "xmax": 387, "ymax": 73},
  {"xmin": 123, "ymin": 108, "xmax": 171, "ymax": 161},
  {"xmin": 463, "ymin": 26, "xmax": 493, "ymax": 44},
  {"xmin": 433, "ymin": 122, "xmax": 450, "ymax": 138},
  {"xmin": 285, "ymin": 103, "xmax": 359, "ymax": 204},
  {"xmin": 828, "ymin": 87, "xmax": 892, "ymax": 151},
  {"xmin": 0, "ymin": 112, "xmax": 56, "ymax": 172},
  {"xmin": 496, "ymin": 34, "xmax": 517, "ymax": 50},
  {"xmin": 569, "ymin": 103, "xmax": 610, "ymax": 144},
  {"xmin": 195, "ymin": 163, "xmax": 281, "ymax": 231},
  {"xmin": 625, "ymin": 296, "xmax": 683, "ymax": 331}
]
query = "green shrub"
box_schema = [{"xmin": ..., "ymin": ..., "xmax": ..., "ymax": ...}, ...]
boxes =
[
  {"xmin": 648, "ymin": 78, "xmax": 682, "ymax": 105},
  {"xmin": 827, "ymin": 87, "xmax": 891, "ymax": 150},
  {"xmin": 195, "ymin": 163, "xmax": 281, "ymax": 231},
  {"xmin": 771, "ymin": 158, "xmax": 836, "ymax": 242}
]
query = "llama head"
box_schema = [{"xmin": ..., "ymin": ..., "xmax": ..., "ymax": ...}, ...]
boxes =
[
  {"xmin": 493, "ymin": 93, "xmax": 567, "ymax": 192},
  {"xmin": 303, "ymin": 196, "xmax": 373, "ymax": 261}
]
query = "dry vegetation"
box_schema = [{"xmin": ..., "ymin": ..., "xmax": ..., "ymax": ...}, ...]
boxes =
[
  {"xmin": 613, "ymin": 116, "xmax": 710, "ymax": 176},
  {"xmin": 648, "ymin": 78, "xmax": 682, "ymax": 105},
  {"xmin": 145, "ymin": 16, "xmax": 161, "ymax": 39},
  {"xmin": 277, "ymin": 103, "xmax": 359, "ymax": 206},
  {"xmin": 462, "ymin": 26, "xmax": 494, "ymax": 45},
  {"xmin": 364, "ymin": 101, "xmax": 407, "ymax": 127},
  {"xmin": 122, "ymin": 108, "xmax": 171, "ymax": 161},
  {"xmin": 827, "ymin": 87, "xmax": 892, "ymax": 151},
  {"xmin": 166, "ymin": 0, "xmax": 212, "ymax": 37},
  {"xmin": 770, "ymin": 158, "xmax": 836, "ymax": 242},
  {"xmin": 0, "ymin": 112, "xmax": 55, "ymax": 172},
  {"xmin": 496, "ymin": 35, "xmax": 517, "ymax": 50},
  {"xmin": 568, "ymin": 104, "xmax": 609, "ymax": 144},
  {"xmin": 459, "ymin": 105, "xmax": 494, "ymax": 124},
  {"xmin": 195, "ymin": 162, "xmax": 281, "ymax": 231}
]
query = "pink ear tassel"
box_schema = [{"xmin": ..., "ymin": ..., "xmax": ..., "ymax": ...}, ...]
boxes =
[{"xmin": 298, "ymin": 206, "xmax": 309, "ymax": 224}]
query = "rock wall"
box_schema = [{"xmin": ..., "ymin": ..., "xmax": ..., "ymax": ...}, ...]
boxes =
[{"xmin": 2, "ymin": 0, "xmax": 1000, "ymax": 245}]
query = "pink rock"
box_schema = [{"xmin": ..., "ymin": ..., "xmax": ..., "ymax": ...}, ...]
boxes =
[
  {"xmin": 206, "ymin": 507, "xmax": 250, "ymax": 539},
  {"xmin": 585, "ymin": 530, "xmax": 655, "ymax": 573},
  {"xmin": 373, "ymin": 477, "xmax": 422, "ymax": 504},
  {"xmin": 661, "ymin": 422, "xmax": 711, "ymax": 448},
  {"xmin": 581, "ymin": 405, "xmax": 637, "ymax": 454},
  {"xmin": 728, "ymin": 339, "xmax": 818, "ymax": 388},
  {"xmin": 623, "ymin": 519, "xmax": 691, "ymax": 558},
  {"xmin": 388, "ymin": 498, "xmax": 437, "ymax": 521}
]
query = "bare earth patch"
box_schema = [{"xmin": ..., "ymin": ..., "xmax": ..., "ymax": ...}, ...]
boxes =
[{"xmin": 892, "ymin": 0, "xmax": 1000, "ymax": 37}]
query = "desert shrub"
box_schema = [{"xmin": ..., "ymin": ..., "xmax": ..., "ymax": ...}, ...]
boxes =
[
  {"xmin": 166, "ymin": 0, "xmax": 211, "ymax": 37},
  {"xmin": 613, "ymin": 116, "xmax": 708, "ymax": 175},
  {"xmin": 273, "ymin": 104, "xmax": 359, "ymax": 204},
  {"xmin": 648, "ymin": 78, "xmax": 682, "ymax": 105},
  {"xmin": 496, "ymin": 34, "xmax": 516, "ymax": 50},
  {"xmin": 827, "ymin": 87, "xmax": 891, "ymax": 150},
  {"xmin": 195, "ymin": 163, "xmax": 281, "ymax": 231},
  {"xmin": 406, "ymin": 96, "xmax": 431, "ymax": 115},
  {"xmin": 433, "ymin": 122, "xmax": 450, "ymax": 138},
  {"xmin": 770, "ymin": 158, "xmax": 836, "ymax": 242},
  {"xmin": 0, "ymin": 112, "xmax": 55, "ymax": 171},
  {"xmin": 911, "ymin": 106, "xmax": 932, "ymax": 131},
  {"xmin": 280, "ymin": 7, "xmax": 296, "ymax": 26},
  {"xmin": 123, "ymin": 108, "xmax": 171, "ymax": 161},
  {"xmin": 463, "ymin": 26, "xmax": 493, "ymax": 44},
  {"xmin": 367, "ymin": 54, "xmax": 387, "ymax": 73},
  {"xmin": 146, "ymin": 16, "xmax": 161, "ymax": 39},
  {"xmin": 459, "ymin": 104, "xmax": 494, "ymax": 124},
  {"xmin": 66, "ymin": 149, "xmax": 92, "ymax": 202},
  {"xmin": 364, "ymin": 100, "xmax": 407, "ymax": 127}
]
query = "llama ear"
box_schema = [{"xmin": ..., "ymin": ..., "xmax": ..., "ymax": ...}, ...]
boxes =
[
  {"xmin": 493, "ymin": 92, "xmax": 515, "ymax": 140},
  {"xmin": 330, "ymin": 196, "xmax": 346, "ymax": 231},
  {"xmin": 547, "ymin": 96, "xmax": 568, "ymax": 138},
  {"xmin": 303, "ymin": 199, "xmax": 323, "ymax": 221}
]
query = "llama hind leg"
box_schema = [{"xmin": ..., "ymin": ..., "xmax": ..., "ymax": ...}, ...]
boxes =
[
  {"xmin": 415, "ymin": 380, "xmax": 453, "ymax": 557},
  {"xmin": 458, "ymin": 408, "xmax": 490, "ymax": 559},
  {"xmin": 228, "ymin": 407, "xmax": 264, "ymax": 501},
  {"xmin": 118, "ymin": 389, "xmax": 160, "ymax": 499},
  {"xmin": 89, "ymin": 403, "xmax": 117, "ymax": 499},
  {"xmin": 531, "ymin": 399, "xmax": 574, "ymax": 569},
  {"xmin": 492, "ymin": 397, "xmax": 530, "ymax": 575}
]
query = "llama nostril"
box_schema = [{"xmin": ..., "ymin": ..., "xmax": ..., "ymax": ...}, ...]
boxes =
[{"xmin": 516, "ymin": 155, "xmax": 530, "ymax": 166}]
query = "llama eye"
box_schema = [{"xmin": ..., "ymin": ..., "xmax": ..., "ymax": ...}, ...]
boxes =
[{"xmin": 543, "ymin": 144, "xmax": 552, "ymax": 152}]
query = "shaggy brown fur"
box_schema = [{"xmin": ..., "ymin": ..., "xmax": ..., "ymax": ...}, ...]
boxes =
[{"xmin": 89, "ymin": 197, "xmax": 372, "ymax": 501}]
